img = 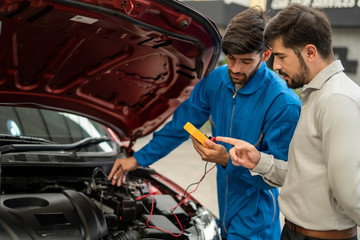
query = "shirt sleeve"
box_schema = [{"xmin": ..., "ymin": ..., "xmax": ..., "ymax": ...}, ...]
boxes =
[
  {"xmin": 250, "ymin": 152, "xmax": 288, "ymax": 187},
  {"xmin": 320, "ymin": 94, "xmax": 360, "ymax": 225}
]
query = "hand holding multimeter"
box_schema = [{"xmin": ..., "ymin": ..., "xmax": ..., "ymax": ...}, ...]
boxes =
[
  {"xmin": 183, "ymin": 122, "xmax": 216, "ymax": 148},
  {"xmin": 184, "ymin": 122, "xmax": 229, "ymax": 166}
]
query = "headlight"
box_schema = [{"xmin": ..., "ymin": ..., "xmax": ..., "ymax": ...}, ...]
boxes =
[{"xmin": 191, "ymin": 207, "xmax": 222, "ymax": 240}]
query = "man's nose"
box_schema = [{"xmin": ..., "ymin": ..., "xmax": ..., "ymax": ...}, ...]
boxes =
[
  {"xmin": 272, "ymin": 59, "xmax": 282, "ymax": 71},
  {"xmin": 232, "ymin": 61, "xmax": 242, "ymax": 73}
]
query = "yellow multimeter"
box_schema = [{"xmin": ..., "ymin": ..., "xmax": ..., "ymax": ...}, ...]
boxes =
[{"xmin": 183, "ymin": 122, "xmax": 211, "ymax": 148}]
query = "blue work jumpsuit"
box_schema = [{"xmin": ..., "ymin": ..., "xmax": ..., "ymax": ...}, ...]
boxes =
[{"xmin": 134, "ymin": 62, "xmax": 301, "ymax": 239}]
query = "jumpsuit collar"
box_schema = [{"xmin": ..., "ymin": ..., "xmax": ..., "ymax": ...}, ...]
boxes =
[{"xmin": 223, "ymin": 62, "xmax": 268, "ymax": 95}]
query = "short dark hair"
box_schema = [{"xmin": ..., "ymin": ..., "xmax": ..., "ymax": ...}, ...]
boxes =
[
  {"xmin": 222, "ymin": 7, "xmax": 269, "ymax": 55},
  {"xmin": 264, "ymin": 3, "xmax": 333, "ymax": 60}
]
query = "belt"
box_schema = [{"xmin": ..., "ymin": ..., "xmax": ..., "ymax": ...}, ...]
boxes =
[{"xmin": 285, "ymin": 219, "xmax": 357, "ymax": 239}]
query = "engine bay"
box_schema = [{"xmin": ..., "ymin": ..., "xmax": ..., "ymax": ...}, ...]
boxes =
[{"xmin": 0, "ymin": 158, "xmax": 220, "ymax": 240}]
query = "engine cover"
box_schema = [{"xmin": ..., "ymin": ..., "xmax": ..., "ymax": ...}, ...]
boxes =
[{"xmin": 0, "ymin": 190, "xmax": 107, "ymax": 240}]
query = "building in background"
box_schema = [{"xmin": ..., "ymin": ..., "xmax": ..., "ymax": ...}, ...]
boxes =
[
  {"xmin": 181, "ymin": 0, "xmax": 247, "ymax": 30},
  {"xmin": 182, "ymin": 0, "xmax": 360, "ymax": 85}
]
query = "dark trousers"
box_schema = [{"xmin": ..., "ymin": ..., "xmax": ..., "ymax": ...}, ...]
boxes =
[{"xmin": 281, "ymin": 224, "xmax": 358, "ymax": 240}]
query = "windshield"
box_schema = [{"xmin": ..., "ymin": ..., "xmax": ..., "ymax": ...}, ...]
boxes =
[{"xmin": 0, "ymin": 106, "xmax": 115, "ymax": 152}]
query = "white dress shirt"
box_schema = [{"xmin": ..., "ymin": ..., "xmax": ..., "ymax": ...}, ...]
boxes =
[{"xmin": 252, "ymin": 60, "xmax": 360, "ymax": 230}]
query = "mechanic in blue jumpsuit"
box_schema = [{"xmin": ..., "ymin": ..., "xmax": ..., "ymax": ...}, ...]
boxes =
[{"xmin": 109, "ymin": 7, "xmax": 301, "ymax": 239}]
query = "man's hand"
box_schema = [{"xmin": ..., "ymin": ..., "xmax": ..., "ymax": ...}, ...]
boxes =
[
  {"xmin": 215, "ymin": 136, "xmax": 260, "ymax": 170},
  {"xmin": 108, "ymin": 156, "xmax": 139, "ymax": 186},
  {"xmin": 190, "ymin": 135, "xmax": 229, "ymax": 166}
]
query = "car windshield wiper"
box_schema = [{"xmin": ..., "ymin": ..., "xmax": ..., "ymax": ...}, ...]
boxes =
[
  {"xmin": 0, "ymin": 134, "xmax": 55, "ymax": 144},
  {"xmin": 0, "ymin": 137, "xmax": 111, "ymax": 154}
]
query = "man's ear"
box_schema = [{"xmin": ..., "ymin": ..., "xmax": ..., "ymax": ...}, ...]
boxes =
[
  {"xmin": 262, "ymin": 49, "xmax": 272, "ymax": 62},
  {"xmin": 303, "ymin": 44, "xmax": 317, "ymax": 62}
]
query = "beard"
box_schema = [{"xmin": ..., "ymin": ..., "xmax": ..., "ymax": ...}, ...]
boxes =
[
  {"xmin": 229, "ymin": 59, "xmax": 262, "ymax": 86},
  {"xmin": 280, "ymin": 55, "xmax": 309, "ymax": 89}
]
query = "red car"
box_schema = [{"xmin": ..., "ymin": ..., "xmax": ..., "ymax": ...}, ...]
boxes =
[{"xmin": 0, "ymin": 0, "xmax": 222, "ymax": 239}]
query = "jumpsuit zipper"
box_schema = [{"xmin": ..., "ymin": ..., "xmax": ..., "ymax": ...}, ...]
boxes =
[
  {"xmin": 223, "ymin": 87, "xmax": 278, "ymax": 235},
  {"xmin": 222, "ymin": 88, "xmax": 237, "ymax": 233}
]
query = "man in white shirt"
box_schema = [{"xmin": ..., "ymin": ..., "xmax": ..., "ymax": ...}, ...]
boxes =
[{"xmin": 215, "ymin": 3, "xmax": 360, "ymax": 240}]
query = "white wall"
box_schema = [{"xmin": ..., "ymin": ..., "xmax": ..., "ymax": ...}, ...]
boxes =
[{"xmin": 332, "ymin": 28, "xmax": 360, "ymax": 85}]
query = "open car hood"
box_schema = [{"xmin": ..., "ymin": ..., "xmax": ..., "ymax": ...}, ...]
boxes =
[{"xmin": 0, "ymin": 0, "xmax": 221, "ymax": 140}]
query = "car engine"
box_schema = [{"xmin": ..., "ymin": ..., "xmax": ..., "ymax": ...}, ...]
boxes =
[{"xmin": 0, "ymin": 158, "xmax": 221, "ymax": 240}]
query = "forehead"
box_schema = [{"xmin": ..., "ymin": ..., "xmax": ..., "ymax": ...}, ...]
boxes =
[{"xmin": 226, "ymin": 52, "xmax": 260, "ymax": 60}]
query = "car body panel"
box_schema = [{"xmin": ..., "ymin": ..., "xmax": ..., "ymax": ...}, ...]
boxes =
[
  {"xmin": 0, "ymin": 0, "xmax": 221, "ymax": 140},
  {"xmin": 0, "ymin": 1, "xmax": 223, "ymax": 239}
]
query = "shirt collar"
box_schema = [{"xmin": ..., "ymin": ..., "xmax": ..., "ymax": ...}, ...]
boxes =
[
  {"xmin": 224, "ymin": 62, "xmax": 267, "ymax": 95},
  {"xmin": 302, "ymin": 60, "xmax": 344, "ymax": 92}
]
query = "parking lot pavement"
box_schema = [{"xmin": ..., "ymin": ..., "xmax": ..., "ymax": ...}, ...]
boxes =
[{"xmin": 134, "ymin": 136, "xmax": 359, "ymax": 239}]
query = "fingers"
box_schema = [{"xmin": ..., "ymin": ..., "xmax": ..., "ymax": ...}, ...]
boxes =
[
  {"xmin": 190, "ymin": 135, "xmax": 209, "ymax": 149},
  {"xmin": 229, "ymin": 146, "xmax": 244, "ymax": 166},
  {"xmin": 217, "ymin": 136, "xmax": 256, "ymax": 152},
  {"xmin": 110, "ymin": 163, "xmax": 126, "ymax": 187},
  {"xmin": 204, "ymin": 139, "xmax": 217, "ymax": 148},
  {"xmin": 108, "ymin": 157, "xmax": 139, "ymax": 187},
  {"xmin": 191, "ymin": 135, "xmax": 257, "ymax": 168},
  {"xmin": 216, "ymin": 136, "xmax": 243, "ymax": 145},
  {"xmin": 190, "ymin": 135, "xmax": 200, "ymax": 146},
  {"xmin": 114, "ymin": 165, "xmax": 128, "ymax": 186},
  {"xmin": 190, "ymin": 136, "xmax": 207, "ymax": 153},
  {"xmin": 189, "ymin": 136, "xmax": 229, "ymax": 165},
  {"xmin": 108, "ymin": 159, "xmax": 121, "ymax": 181},
  {"xmin": 230, "ymin": 145, "xmax": 260, "ymax": 169}
]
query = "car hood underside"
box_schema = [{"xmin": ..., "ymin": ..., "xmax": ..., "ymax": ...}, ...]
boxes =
[{"xmin": 0, "ymin": 0, "xmax": 221, "ymax": 140}]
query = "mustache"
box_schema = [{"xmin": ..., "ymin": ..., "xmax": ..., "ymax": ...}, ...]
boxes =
[
  {"xmin": 278, "ymin": 70, "xmax": 289, "ymax": 78},
  {"xmin": 229, "ymin": 71, "xmax": 246, "ymax": 77}
]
